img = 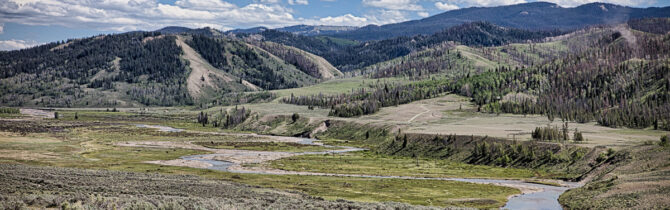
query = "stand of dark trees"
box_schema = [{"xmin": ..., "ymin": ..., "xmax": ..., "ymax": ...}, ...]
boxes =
[
  {"xmin": 448, "ymin": 26, "xmax": 670, "ymax": 130},
  {"xmin": 199, "ymin": 106, "xmax": 251, "ymax": 128},
  {"xmin": 251, "ymin": 22, "xmax": 564, "ymax": 71},
  {"xmin": 0, "ymin": 32, "xmax": 192, "ymax": 106},
  {"xmin": 255, "ymin": 42, "xmax": 322, "ymax": 78},
  {"xmin": 282, "ymin": 80, "xmax": 451, "ymax": 117},
  {"xmin": 186, "ymin": 35, "xmax": 310, "ymax": 90}
]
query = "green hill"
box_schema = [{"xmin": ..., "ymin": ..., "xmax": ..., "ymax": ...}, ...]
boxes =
[{"xmin": 0, "ymin": 32, "xmax": 339, "ymax": 107}]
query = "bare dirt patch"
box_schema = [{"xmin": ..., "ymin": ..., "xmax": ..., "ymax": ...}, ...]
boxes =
[
  {"xmin": 0, "ymin": 149, "xmax": 60, "ymax": 161},
  {"xmin": 176, "ymin": 36, "xmax": 235, "ymax": 98},
  {"xmin": 363, "ymin": 94, "xmax": 663, "ymax": 148},
  {"xmin": 20, "ymin": 109, "xmax": 53, "ymax": 119}
]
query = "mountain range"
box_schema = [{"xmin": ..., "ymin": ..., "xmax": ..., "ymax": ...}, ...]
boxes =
[
  {"xmin": 227, "ymin": 25, "xmax": 358, "ymax": 36},
  {"xmin": 225, "ymin": 2, "xmax": 670, "ymax": 41}
]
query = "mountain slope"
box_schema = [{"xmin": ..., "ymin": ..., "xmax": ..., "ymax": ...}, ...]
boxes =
[
  {"xmin": 175, "ymin": 36, "xmax": 252, "ymax": 99},
  {"xmin": 251, "ymin": 41, "xmax": 342, "ymax": 79},
  {"xmin": 0, "ymin": 31, "xmax": 338, "ymax": 107},
  {"xmin": 256, "ymin": 22, "xmax": 563, "ymax": 71},
  {"xmin": 275, "ymin": 25, "xmax": 358, "ymax": 36},
  {"xmin": 280, "ymin": 19, "xmax": 670, "ymax": 130},
  {"xmin": 331, "ymin": 2, "xmax": 670, "ymax": 41},
  {"xmin": 0, "ymin": 32, "xmax": 191, "ymax": 107},
  {"xmin": 184, "ymin": 35, "xmax": 318, "ymax": 90}
]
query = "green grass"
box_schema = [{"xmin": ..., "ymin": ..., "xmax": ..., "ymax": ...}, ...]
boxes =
[
  {"xmin": 231, "ymin": 171, "xmax": 518, "ymax": 209},
  {"xmin": 0, "ymin": 113, "xmax": 24, "ymax": 118},
  {"xmin": 269, "ymin": 151, "xmax": 538, "ymax": 179},
  {"xmin": 193, "ymin": 141, "xmax": 336, "ymax": 152},
  {"xmin": 0, "ymin": 122, "xmax": 520, "ymax": 208},
  {"xmin": 271, "ymin": 77, "xmax": 408, "ymax": 99}
]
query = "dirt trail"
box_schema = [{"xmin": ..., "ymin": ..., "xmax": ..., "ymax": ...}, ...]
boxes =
[
  {"xmin": 407, "ymin": 104, "xmax": 430, "ymax": 123},
  {"xmin": 20, "ymin": 109, "xmax": 53, "ymax": 119}
]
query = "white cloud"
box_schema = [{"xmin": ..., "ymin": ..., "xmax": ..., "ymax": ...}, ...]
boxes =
[
  {"xmin": 0, "ymin": 0, "xmax": 452, "ymax": 32},
  {"xmin": 288, "ymin": 0, "xmax": 309, "ymax": 5},
  {"xmin": 435, "ymin": 2, "xmax": 459, "ymax": 10},
  {"xmin": 362, "ymin": 0, "xmax": 424, "ymax": 11},
  {"xmin": 0, "ymin": 23, "xmax": 3, "ymax": 34},
  {"xmin": 448, "ymin": 0, "xmax": 526, "ymax": 7},
  {"xmin": 417, "ymin": 11, "xmax": 429, "ymax": 17},
  {"xmin": 363, "ymin": 9, "xmax": 411, "ymax": 25},
  {"xmin": 0, "ymin": 0, "xmax": 302, "ymax": 31},
  {"xmin": 317, "ymin": 14, "xmax": 368, "ymax": 26},
  {"xmin": 175, "ymin": 0, "xmax": 235, "ymax": 10},
  {"xmin": 0, "ymin": 39, "xmax": 39, "ymax": 51},
  {"xmin": 258, "ymin": 0, "xmax": 280, "ymax": 4}
]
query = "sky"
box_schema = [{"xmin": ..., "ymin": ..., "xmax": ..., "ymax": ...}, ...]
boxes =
[{"xmin": 0, "ymin": 0, "xmax": 668, "ymax": 51}]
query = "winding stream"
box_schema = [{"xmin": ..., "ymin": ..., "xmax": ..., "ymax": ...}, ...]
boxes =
[{"xmin": 135, "ymin": 124, "xmax": 580, "ymax": 210}]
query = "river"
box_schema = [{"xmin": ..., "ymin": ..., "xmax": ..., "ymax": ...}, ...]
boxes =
[{"xmin": 136, "ymin": 124, "xmax": 580, "ymax": 209}]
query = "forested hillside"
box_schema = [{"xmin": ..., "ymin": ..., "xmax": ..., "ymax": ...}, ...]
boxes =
[
  {"xmin": 281, "ymin": 20, "xmax": 670, "ymax": 131},
  {"xmin": 252, "ymin": 22, "xmax": 563, "ymax": 71},
  {"xmin": 185, "ymin": 35, "xmax": 317, "ymax": 91},
  {"xmin": 461, "ymin": 22, "xmax": 670, "ymax": 130},
  {"xmin": 0, "ymin": 32, "xmax": 336, "ymax": 107},
  {"xmin": 0, "ymin": 32, "xmax": 191, "ymax": 107}
]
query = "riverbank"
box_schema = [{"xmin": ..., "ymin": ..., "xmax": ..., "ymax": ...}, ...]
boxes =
[{"xmin": 124, "ymin": 124, "xmax": 579, "ymax": 209}]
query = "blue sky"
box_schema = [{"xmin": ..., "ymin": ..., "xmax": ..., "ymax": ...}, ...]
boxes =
[{"xmin": 1, "ymin": 0, "xmax": 669, "ymax": 50}]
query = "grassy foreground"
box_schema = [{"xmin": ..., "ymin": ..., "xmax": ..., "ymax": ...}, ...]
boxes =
[{"xmin": 0, "ymin": 118, "xmax": 520, "ymax": 208}]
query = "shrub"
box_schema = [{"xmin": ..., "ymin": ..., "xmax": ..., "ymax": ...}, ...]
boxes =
[
  {"xmin": 660, "ymin": 135, "xmax": 669, "ymax": 147},
  {"xmin": 292, "ymin": 113, "xmax": 300, "ymax": 123},
  {"xmin": 531, "ymin": 126, "xmax": 564, "ymax": 141},
  {"xmin": 0, "ymin": 107, "xmax": 19, "ymax": 114},
  {"xmin": 596, "ymin": 153, "xmax": 608, "ymax": 163},
  {"xmin": 573, "ymin": 130, "xmax": 585, "ymax": 142}
]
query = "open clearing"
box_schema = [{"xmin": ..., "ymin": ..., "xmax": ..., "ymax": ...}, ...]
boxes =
[{"xmin": 358, "ymin": 94, "xmax": 665, "ymax": 148}]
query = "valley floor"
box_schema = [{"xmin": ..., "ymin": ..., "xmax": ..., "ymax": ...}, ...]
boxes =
[{"xmin": 1, "ymin": 86, "xmax": 668, "ymax": 209}]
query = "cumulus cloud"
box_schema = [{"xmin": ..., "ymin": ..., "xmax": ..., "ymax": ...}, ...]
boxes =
[
  {"xmin": 363, "ymin": 9, "xmax": 411, "ymax": 25},
  {"xmin": 258, "ymin": 0, "xmax": 281, "ymax": 4},
  {"xmin": 447, "ymin": 0, "xmax": 526, "ymax": 7},
  {"xmin": 435, "ymin": 2, "xmax": 459, "ymax": 10},
  {"xmin": 175, "ymin": 0, "xmax": 235, "ymax": 10},
  {"xmin": 362, "ymin": 0, "xmax": 424, "ymax": 11},
  {"xmin": 317, "ymin": 14, "xmax": 368, "ymax": 26},
  {"xmin": 288, "ymin": 0, "xmax": 309, "ymax": 5},
  {"xmin": 0, "ymin": 0, "xmax": 298, "ymax": 31},
  {"xmin": 0, "ymin": 39, "xmax": 39, "ymax": 51},
  {"xmin": 417, "ymin": 11, "xmax": 429, "ymax": 17},
  {"xmin": 0, "ymin": 0, "xmax": 418, "ymax": 31}
]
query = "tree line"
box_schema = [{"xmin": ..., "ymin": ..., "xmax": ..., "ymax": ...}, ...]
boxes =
[{"xmin": 282, "ymin": 79, "xmax": 452, "ymax": 117}]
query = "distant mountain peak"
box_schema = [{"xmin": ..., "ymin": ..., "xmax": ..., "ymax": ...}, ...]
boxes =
[
  {"xmin": 328, "ymin": 2, "xmax": 670, "ymax": 41},
  {"xmin": 228, "ymin": 24, "xmax": 358, "ymax": 36}
]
